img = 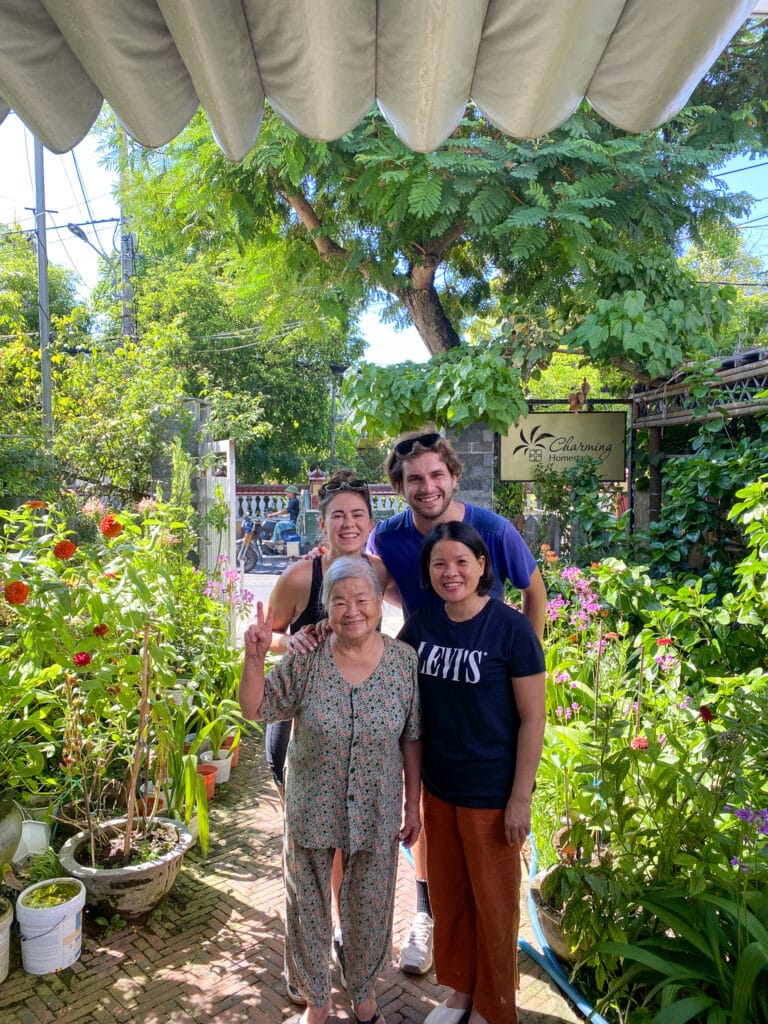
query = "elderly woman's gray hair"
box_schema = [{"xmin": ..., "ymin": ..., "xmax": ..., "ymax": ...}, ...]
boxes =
[{"xmin": 322, "ymin": 556, "xmax": 382, "ymax": 609}]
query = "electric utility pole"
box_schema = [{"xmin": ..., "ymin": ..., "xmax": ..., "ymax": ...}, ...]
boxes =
[
  {"xmin": 34, "ymin": 137, "xmax": 53, "ymax": 436},
  {"xmin": 120, "ymin": 208, "xmax": 136, "ymax": 338}
]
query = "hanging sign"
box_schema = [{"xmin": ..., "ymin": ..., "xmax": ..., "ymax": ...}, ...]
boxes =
[{"xmin": 500, "ymin": 412, "xmax": 626, "ymax": 481}]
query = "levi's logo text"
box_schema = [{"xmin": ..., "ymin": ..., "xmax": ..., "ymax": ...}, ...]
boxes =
[{"xmin": 416, "ymin": 642, "xmax": 487, "ymax": 684}]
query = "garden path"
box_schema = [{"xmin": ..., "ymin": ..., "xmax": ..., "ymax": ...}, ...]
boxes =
[
  {"xmin": 0, "ymin": 741, "xmax": 583, "ymax": 1024},
  {"xmin": 0, "ymin": 573, "xmax": 584, "ymax": 1024}
]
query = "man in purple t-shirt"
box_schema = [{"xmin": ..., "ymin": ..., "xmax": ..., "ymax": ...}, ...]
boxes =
[{"xmin": 367, "ymin": 427, "xmax": 546, "ymax": 977}]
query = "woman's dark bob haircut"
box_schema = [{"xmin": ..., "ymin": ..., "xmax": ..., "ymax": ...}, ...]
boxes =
[{"xmin": 419, "ymin": 521, "xmax": 495, "ymax": 596}]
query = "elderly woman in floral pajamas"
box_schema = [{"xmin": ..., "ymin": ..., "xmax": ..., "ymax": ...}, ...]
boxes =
[{"xmin": 240, "ymin": 557, "xmax": 422, "ymax": 1024}]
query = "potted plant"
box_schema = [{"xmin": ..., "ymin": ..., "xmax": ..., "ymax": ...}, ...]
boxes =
[
  {"xmin": 188, "ymin": 689, "xmax": 246, "ymax": 785},
  {"xmin": 56, "ymin": 622, "xmax": 193, "ymax": 920},
  {"xmin": 0, "ymin": 500, "xmax": 197, "ymax": 920},
  {"xmin": 15, "ymin": 877, "xmax": 86, "ymax": 974},
  {"xmin": 148, "ymin": 698, "xmax": 210, "ymax": 855}
]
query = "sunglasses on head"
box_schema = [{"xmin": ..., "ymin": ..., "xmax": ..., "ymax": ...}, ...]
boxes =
[
  {"xmin": 394, "ymin": 432, "xmax": 441, "ymax": 458},
  {"xmin": 320, "ymin": 478, "xmax": 369, "ymax": 498}
]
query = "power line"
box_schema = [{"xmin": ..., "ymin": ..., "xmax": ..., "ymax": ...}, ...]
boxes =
[
  {"xmin": 711, "ymin": 160, "xmax": 768, "ymax": 177},
  {"xmin": 71, "ymin": 152, "xmax": 112, "ymax": 261},
  {"xmin": 738, "ymin": 212, "xmax": 768, "ymax": 227},
  {"xmin": 698, "ymin": 280, "xmax": 768, "ymax": 287}
]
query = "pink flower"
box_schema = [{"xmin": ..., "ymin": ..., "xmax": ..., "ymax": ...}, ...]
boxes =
[
  {"xmin": 73, "ymin": 651, "xmax": 91, "ymax": 667},
  {"xmin": 630, "ymin": 736, "xmax": 649, "ymax": 750},
  {"xmin": 657, "ymin": 637, "xmax": 674, "ymax": 646}
]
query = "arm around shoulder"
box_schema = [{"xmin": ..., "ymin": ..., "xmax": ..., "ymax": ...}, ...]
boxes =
[{"xmin": 522, "ymin": 566, "xmax": 547, "ymax": 641}]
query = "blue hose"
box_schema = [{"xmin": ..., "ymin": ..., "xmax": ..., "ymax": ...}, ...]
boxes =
[
  {"xmin": 524, "ymin": 835, "xmax": 613, "ymax": 1024},
  {"xmin": 399, "ymin": 837, "xmax": 612, "ymax": 1024}
]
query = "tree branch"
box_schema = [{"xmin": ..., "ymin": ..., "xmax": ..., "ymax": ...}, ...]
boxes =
[{"xmin": 279, "ymin": 190, "xmax": 348, "ymax": 262}]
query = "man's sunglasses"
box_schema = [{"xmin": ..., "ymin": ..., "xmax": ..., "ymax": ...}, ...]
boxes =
[
  {"xmin": 320, "ymin": 478, "xmax": 369, "ymax": 497},
  {"xmin": 393, "ymin": 432, "xmax": 441, "ymax": 458}
]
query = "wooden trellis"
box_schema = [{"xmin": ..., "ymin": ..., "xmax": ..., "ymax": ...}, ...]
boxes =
[{"xmin": 630, "ymin": 347, "xmax": 768, "ymax": 521}]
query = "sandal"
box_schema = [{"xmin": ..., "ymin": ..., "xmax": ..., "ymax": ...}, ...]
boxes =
[{"xmin": 355, "ymin": 1005, "xmax": 383, "ymax": 1024}]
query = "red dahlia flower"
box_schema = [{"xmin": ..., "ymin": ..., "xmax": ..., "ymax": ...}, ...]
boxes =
[
  {"xmin": 656, "ymin": 637, "xmax": 674, "ymax": 646},
  {"xmin": 73, "ymin": 651, "xmax": 92, "ymax": 667},
  {"xmin": 4, "ymin": 581, "xmax": 30, "ymax": 605},
  {"xmin": 99, "ymin": 514, "xmax": 123, "ymax": 539},
  {"xmin": 699, "ymin": 705, "xmax": 714, "ymax": 723},
  {"xmin": 53, "ymin": 540, "xmax": 77, "ymax": 560},
  {"xmin": 92, "ymin": 623, "xmax": 109, "ymax": 637}
]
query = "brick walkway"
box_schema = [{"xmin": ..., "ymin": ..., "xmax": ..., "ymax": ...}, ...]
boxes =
[{"xmin": 0, "ymin": 736, "xmax": 584, "ymax": 1024}]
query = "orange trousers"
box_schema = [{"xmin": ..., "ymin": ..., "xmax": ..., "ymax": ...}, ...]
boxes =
[{"xmin": 424, "ymin": 790, "xmax": 521, "ymax": 1024}]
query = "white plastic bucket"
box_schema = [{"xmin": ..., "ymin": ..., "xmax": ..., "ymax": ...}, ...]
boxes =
[
  {"xmin": 17, "ymin": 878, "xmax": 86, "ymax": 975},
  {"xmin": 12, "ymin": 819, "xmax": 51, "ymax": 866},
  {"xmin": 199, "ymin": 750, "xmax": 232, "ymax": 784},
  {"xmin": 0, "ymin": 897, "xmax": 12, "ymax": 983}
]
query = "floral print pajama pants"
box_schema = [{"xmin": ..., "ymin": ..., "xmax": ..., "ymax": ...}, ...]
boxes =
[{"xmin": 284, "ymin": 833, "xmax": 399, "ymax": 1007}]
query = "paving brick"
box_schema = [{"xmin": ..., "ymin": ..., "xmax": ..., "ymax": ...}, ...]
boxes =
[{"xmin": 1, "ymin": 738, "xmax": 585, "ymax": 1024}]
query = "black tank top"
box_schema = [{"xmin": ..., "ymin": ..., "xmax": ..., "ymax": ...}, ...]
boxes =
[{"xmin": 289, "ymin": 557, "xmax": 325, "ymax": 633}]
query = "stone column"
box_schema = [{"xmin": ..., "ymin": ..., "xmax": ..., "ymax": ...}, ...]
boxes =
[{"xmin": 448, "ymin": 422, "xmax": 494, "ymax": 511}]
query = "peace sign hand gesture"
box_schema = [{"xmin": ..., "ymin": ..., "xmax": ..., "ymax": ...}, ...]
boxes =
[{"xmin": 243, "ymin": 601, "xmax": 274, "ymax": 662}]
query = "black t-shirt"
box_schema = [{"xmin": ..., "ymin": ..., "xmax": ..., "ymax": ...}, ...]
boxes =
[
  {"xmin": 399, "ymin": 598, "xmax": 544, "ymax": 809},
  {"xmin": 287, "ymin": 495, "xmax": 300, "ymax": 521}
]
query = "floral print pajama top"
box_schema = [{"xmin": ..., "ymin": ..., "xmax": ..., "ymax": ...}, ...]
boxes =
[{"xmin": 260, "ymin": 634, "xmax": 421, "ymax": 854}]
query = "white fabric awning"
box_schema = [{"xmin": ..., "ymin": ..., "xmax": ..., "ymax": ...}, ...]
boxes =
[{"xmin": 0, "ymin": 1, "xmax": 761, "ymax": 160}]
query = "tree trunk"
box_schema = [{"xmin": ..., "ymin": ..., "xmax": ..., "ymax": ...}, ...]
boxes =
[
  {"xmin": 395, "ymin": 262, "xmax": 461, "ymax": 355},
  {"xmin": 282, "ymin": 188, "xmax": 461, "ymax": 355}
]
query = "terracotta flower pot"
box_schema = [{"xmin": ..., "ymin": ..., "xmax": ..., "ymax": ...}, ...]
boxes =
[
  {"xmin": 221, "ymin": 735, "xmax": 240, "ymax": 768},
  {"xmin": 137, "ymin": 794, "xmax": 165, "ymax": 816},
  {"xmin": 196, "ymin": 763, "xmax": 217, "ymax": 800}
]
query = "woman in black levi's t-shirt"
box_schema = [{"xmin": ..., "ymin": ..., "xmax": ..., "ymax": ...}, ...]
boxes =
[{"xmin": 399, "ymin": 522, "xmax": 545, "ymax": 1024}]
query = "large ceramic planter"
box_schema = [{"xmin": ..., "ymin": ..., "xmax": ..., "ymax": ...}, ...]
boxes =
[
  {"xmin": 529, "ymin": 869, "xmax": 585, "ymax": 962},
  {"xmin": 58, "ymin": 817, "xmax": 193, "ymax": 921},
  {"xmin": 0, "ymin": 896, "xmax": 12, "ymax": 983}
]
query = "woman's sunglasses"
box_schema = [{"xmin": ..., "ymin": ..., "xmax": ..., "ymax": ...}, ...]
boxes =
[
  {"xmin": 320, "ymin": 478, "xmax": 369, "ymax": 498},
  {"xmin": 393, "ymin": 432, "xmax": 441, "ymax": 458}
]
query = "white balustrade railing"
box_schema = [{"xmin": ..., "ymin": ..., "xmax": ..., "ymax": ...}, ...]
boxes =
[{"xmin": 235, "ymin": 487, "xmax": 404, "ymax": 522}]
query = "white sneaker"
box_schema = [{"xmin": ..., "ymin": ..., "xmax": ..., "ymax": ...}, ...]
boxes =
[{"xmin": 398, "ymin": 911, "xmax": 434, "ymax": 975}]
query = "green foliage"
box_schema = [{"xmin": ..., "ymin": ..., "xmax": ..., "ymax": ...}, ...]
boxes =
[
  {"xmin": 636, "ymin": 417, "xmax": 768, "ymax": 588},
  {"xmin": 0, "ymin": 495, "xmax": 253, "ymax": 859},
  {"xmin": 493, "ymin": 481, "xmax": 526, "ymax": 521},
  {"xmin": 52, "ymin": 339, "xmax": 191, "ymax": 498},
  {"xmin": 729, "ymin": 472, "xmax": 768, "ymax": 640},
  {"xmin": 0, "ymin": 226, "xmax": 88, "ymax": 337},
  {"xmin": 600, "ymin": 889, "xmax": 768, "ymax": 1024},
  {"xmin": 105, "ymin": 63, "xmax": 762, "ymax": 425},
  {"xmin": 344, "ymin": 340, "xmax": 528, "ymax": 436},
  {"xmin": 536, "ymin": 522, "xmax": 768, "ymax": 1017},
  {"xmin": 680, "ymin": 227, "xmax": 768, "ymax": 354},
  {"xmin": 534, "ymin": 458, "xmax": 628, "ymax": 564},
  {"xmin": 564, "ymin": 260, "xmax": 735, "ymax": 383}
]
